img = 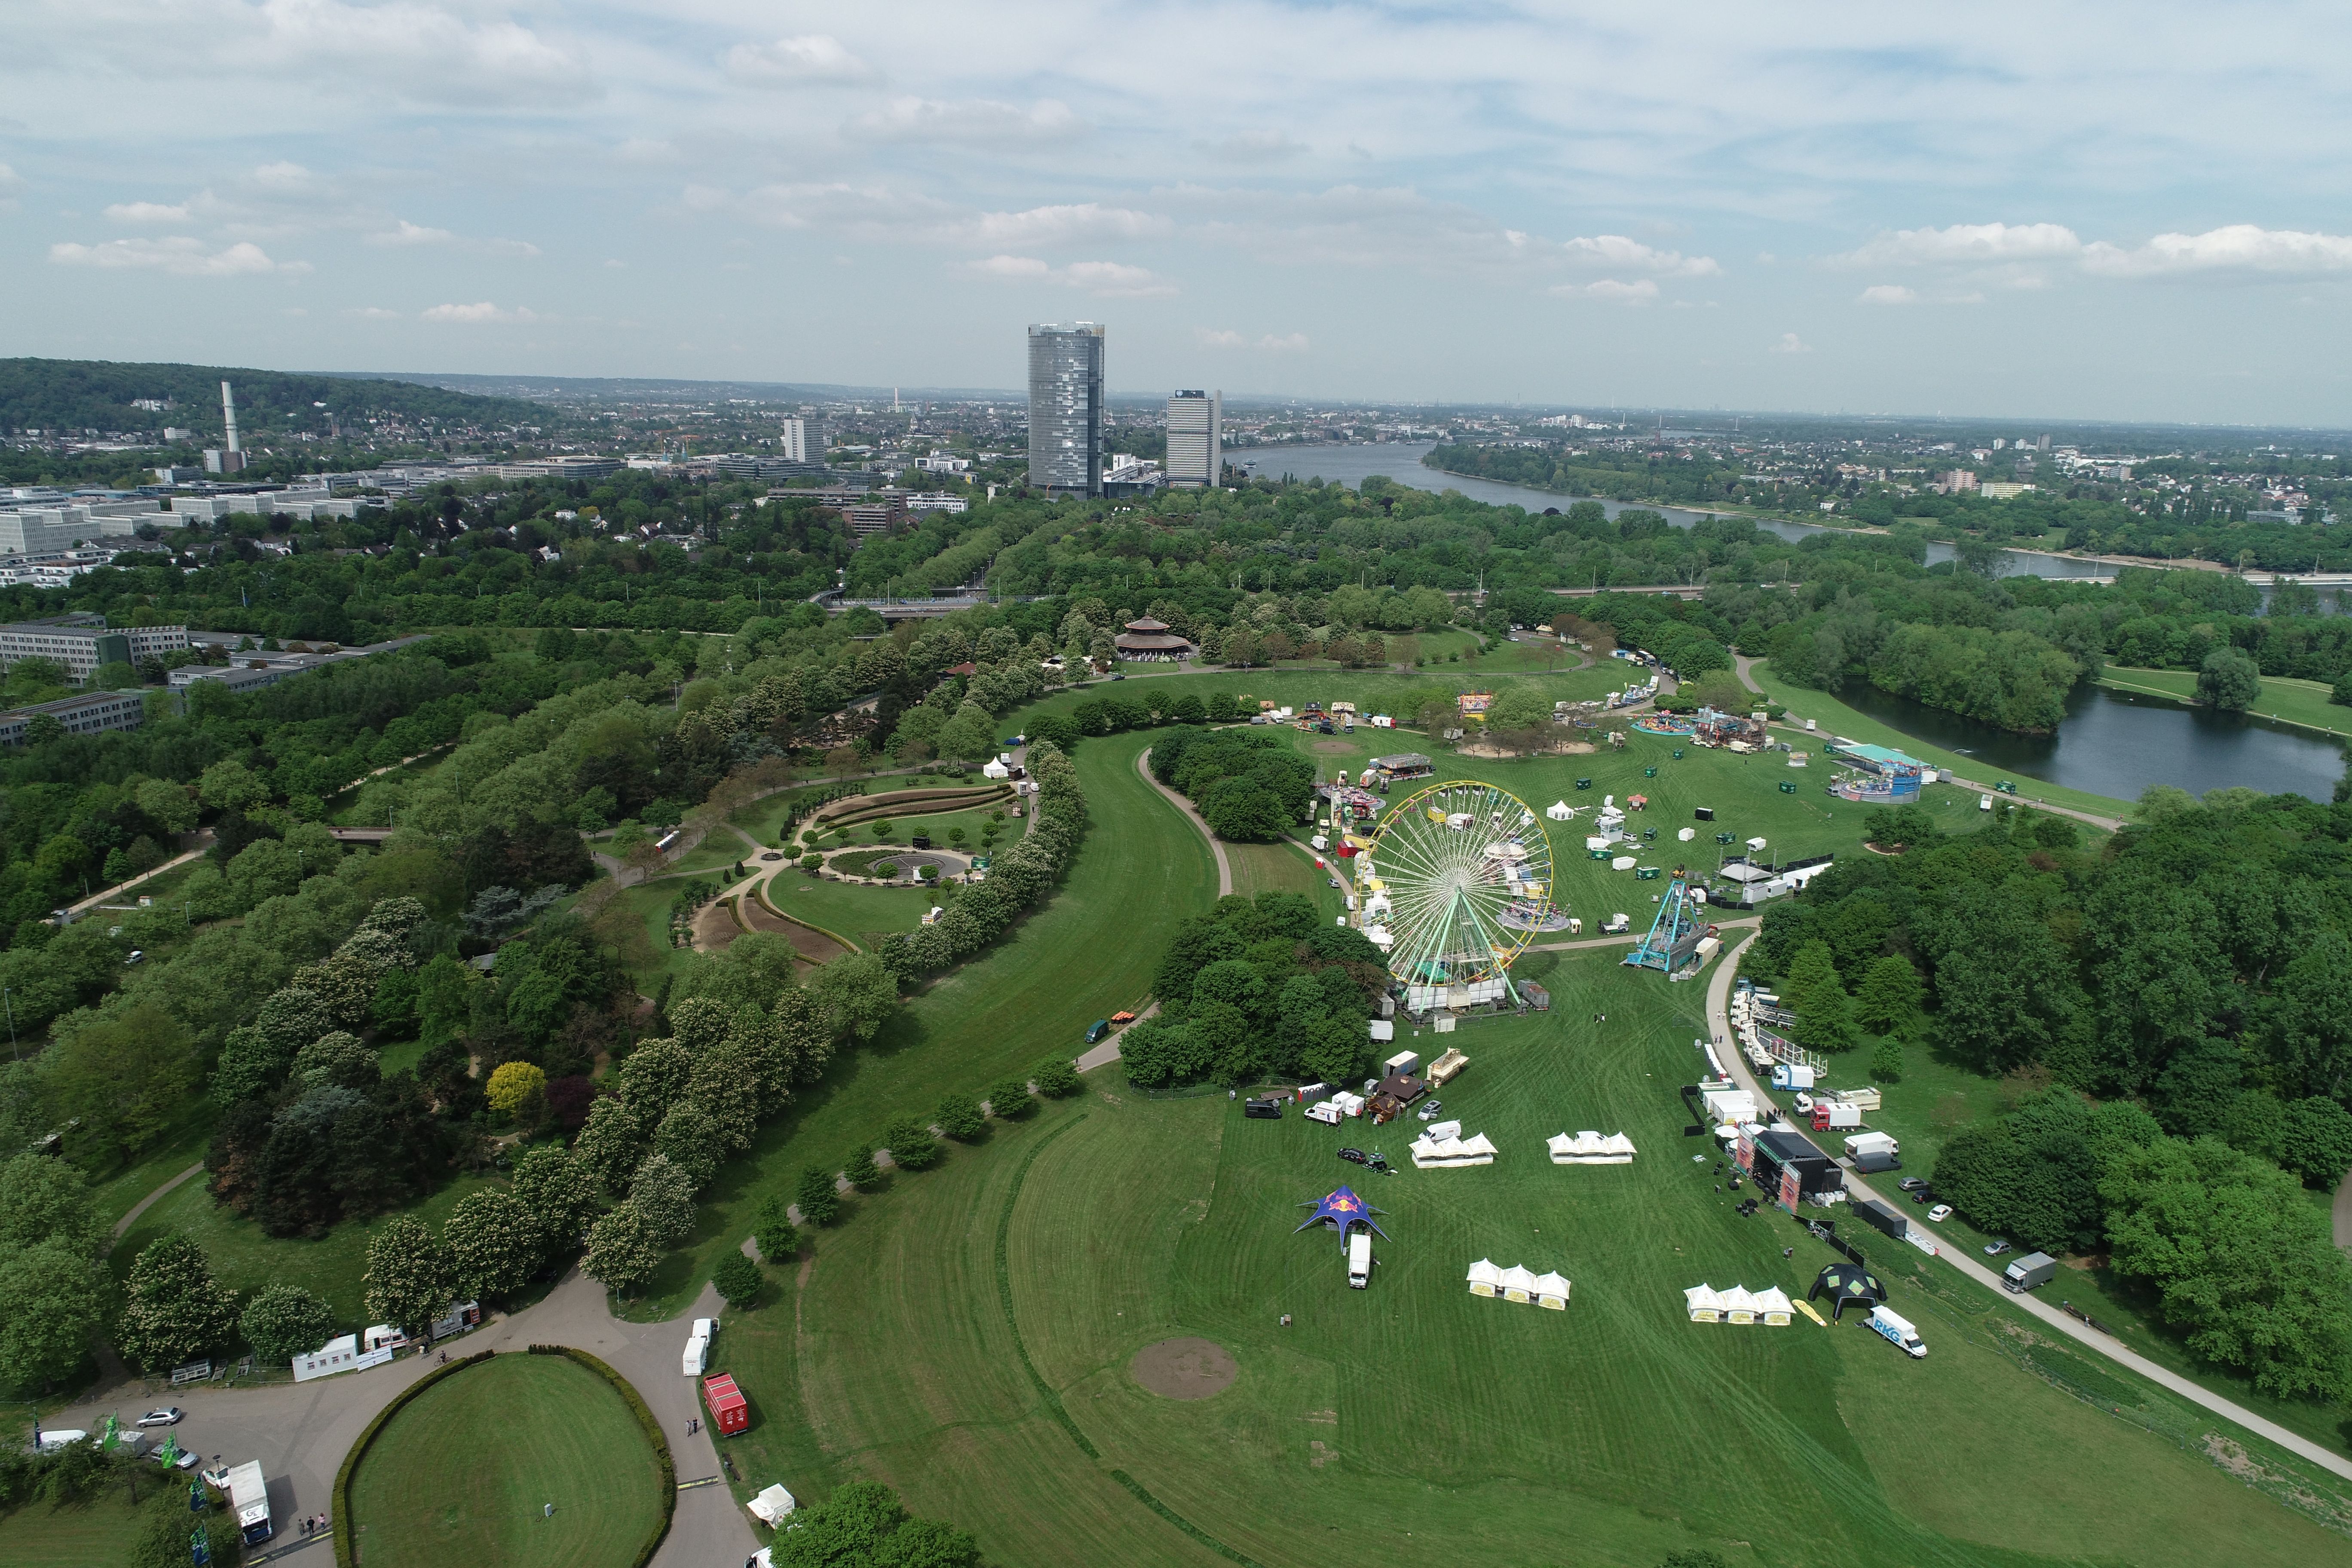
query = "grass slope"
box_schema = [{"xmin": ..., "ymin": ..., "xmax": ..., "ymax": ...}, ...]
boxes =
[
  {"xmin": 2098, "ymin": 665, "xmax": 2352, "ymax": 740},
  {"xmin": 619, "ymin": 729, "xmax": 1219, "ymax": 1317},
  {"xmin": 720, "ymin": 952, "xmax": 2349, "ymax": 1568},
  {"xmin": 346, "ymin": 1353, "xmax": 664, "ymax": 1568},
  {"xmin": 0, "ymin": 1497, "xmax": 148, "ymax": 1568},
  {"xmin": 1744, "ymin": 662, "xmax": 2134, "ymax": 817}
]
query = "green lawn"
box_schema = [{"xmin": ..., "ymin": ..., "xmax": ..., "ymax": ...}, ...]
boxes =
[
  {"xmin": 617, "ymin": 729, "xmax": 1219, "ymax": 1318},
  {"xmin": 89, "ymin": 1105, "xmax": 218, "ymax": 1234},
  {"xmin": 809, "ymin": 803, "xmax": 1023, "ymax": 857},
  {"xmin": 113, "ymin": 1171, "xmax": 502, "ymax": 1332},
  {"xmin": 346, "ymin": 1353, "xmax": 665, "ymax": 1568},
  {"xmin": 714, "ymin": 951, "xmax": 2352, "ymax": 1568},
  {"xmin": 0, "ymin": 1497, "xmax": 148, "ymax": 1568},
  {"xmin": 2098, "ymin": 665, "xmax": 2352, "ymax": 740},
  {"xmin": 1745, "ymin": 660, "xmax": 2135, "ymax": 818},
  {"xmin": 756, "ymin": 872, "xmax": 937, "ymax": 952}
]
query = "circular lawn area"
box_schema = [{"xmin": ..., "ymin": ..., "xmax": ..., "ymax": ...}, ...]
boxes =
[{"xmin": 346, "ymin": 1354, "xmax": 665, "ymax": 1568}]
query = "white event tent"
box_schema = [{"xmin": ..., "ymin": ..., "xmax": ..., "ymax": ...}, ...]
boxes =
[{"xmin": 1466, "ymin": 1259, "xmax": 1503, "ymax": 1298}]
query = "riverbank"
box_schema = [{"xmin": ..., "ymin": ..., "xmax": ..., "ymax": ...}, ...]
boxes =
[
  {"xmin": 2096, "ymin": 667, "xmax": 2352, "ymax": 741},
  {"xmin": 1742, "ymin": 660, "xmax": 2137, "ymax": 818}
]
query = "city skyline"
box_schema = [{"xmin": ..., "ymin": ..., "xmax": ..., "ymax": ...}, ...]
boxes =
[{"xmin": 7, "ymin": 5, "xmax": 2352, "ymax": 426}]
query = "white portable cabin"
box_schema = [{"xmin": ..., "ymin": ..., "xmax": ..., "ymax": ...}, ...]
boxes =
[
  {"xmin": 1368, "ymin": 1018, "xmax": 1396, "ymax": 1042},
  {"xmin": 1383, "ymin": 1049, "xmax": 1421, "ymax": 1077},
  {"xmin": 748, "ymin": 1485, "xmax": 798, "ymax": 1526},
  {"xmin": 1531, "ymin": 1271, "xmax": 1572, "ymax": 1310},
  {"xmin": 1702, "ymin": 1087, "xmax": 1757, "ymax": 1124},
  {"xmin": 1466, "ymin": 1258, "xmax": 1503, "ymax": 1298}
]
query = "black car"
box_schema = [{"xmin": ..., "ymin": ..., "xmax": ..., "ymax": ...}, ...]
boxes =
[
  {"xmin": 1243, "ymin": 1097, "xmax": 1283, "ymax": 1119},
  {"xmin": 1336, "ymin": 1147, "xmax": 1369, "ymax": 1165}
]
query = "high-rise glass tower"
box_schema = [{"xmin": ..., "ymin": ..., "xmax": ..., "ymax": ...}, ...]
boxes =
[
  {"xmin": 1027, "ymin": 322, "xmax": 1104, "ymax": 496},
  {"xmin": 1165, "ymin": 389, "xmax": 1221, "ymax": 487}
]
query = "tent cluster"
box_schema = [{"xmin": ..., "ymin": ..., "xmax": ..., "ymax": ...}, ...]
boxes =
[
  {"xmin": 1548, "ymin": 1130, "xmax": 1636, "ymax": 1164},
  {"xmin": 1683, "ymin": 1284, "xmax": 1794, "ymax": 1325},
  {"xmin": 1412, "ymin": 1122, "xmax": 1498, "ymax": 1167},
  {"xmin": 1467, "ymin": 1259, "xmax": 1571, "ymax": 1309}
]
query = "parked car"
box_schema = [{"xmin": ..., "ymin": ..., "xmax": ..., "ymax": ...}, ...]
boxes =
[
  {"xmin": 1336, "ymin": 1147, "xmax": 1369, "ymax": 1166},
  {"xmin": 135, "ymin": 1408, "xmax": 183, "ymax": 1428},
  {"xmin": 161, "ymin": 1448, "xmax": 200, "ymax": 1471},
  {"xmin": 1896, "ymin": 1176, "xmax": 1929, "ymax": 1192},
  {"xmin": 1084, "ymin": 1019, "xmax": 1110, "ymax": 1044},
  {"xmin": 1926, "ymin": 1204, "xmax": 1954, "ymax": 1223},
  {"xmin": 1243, "ymin": 1098, "xmax": 1283, "ymax": 1120},
  {"xmin": 125, "ymin": 949, "xmax": 144, "ymax": 965},
  {"xmin": 1416, "ymin": 1100, "xmax": 1445, "ymax": 1121},
  {"xmin": 1983, "ymin": 1240, "xmax": 2012, "ymax": 1257}
]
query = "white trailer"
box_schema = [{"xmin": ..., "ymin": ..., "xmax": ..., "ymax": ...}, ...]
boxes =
[
  {"xmin": 682, "ymin": 1333, "xmax": 709, "ymax": 1377},
  {"xmin": 224, "ymin": 1460, "xmax": 273, "ymax": 1544}
]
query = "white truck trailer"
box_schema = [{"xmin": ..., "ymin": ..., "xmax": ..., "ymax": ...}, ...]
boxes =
[
  {"xmin": 224, "ymin": 1460, "xmax": 273, "ymax": 1544},
  {"xmin": 1346, "ymin": 1228, "xmax": 1373, "ymax": 1289}
]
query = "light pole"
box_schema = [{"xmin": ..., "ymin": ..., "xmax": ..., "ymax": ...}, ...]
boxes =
[{"xmin": 2, "ymin": 986, "xmax": 14, "ymax": 1060}]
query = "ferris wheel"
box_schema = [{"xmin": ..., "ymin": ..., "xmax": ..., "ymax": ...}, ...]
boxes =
[{"xmin": 1357, "ymin": 780, "xmax": 1559, "ymax": 992}]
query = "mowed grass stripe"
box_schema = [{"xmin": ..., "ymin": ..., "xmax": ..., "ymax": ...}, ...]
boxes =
[{"xmin": 345, "ymin": 1353, "xmax": 664, "ymax": 1568}]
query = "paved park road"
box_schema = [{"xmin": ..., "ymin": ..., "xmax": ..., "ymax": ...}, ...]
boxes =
[
  {"xmin": 1701, "ymin": 931, "xmax": 2352, "ymax": 1485},
  {"xmin": 48, "ymin": 1271, "xmax": 763, "ymax": 1568}
]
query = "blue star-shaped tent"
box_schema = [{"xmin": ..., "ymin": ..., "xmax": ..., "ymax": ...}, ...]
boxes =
[{"xmin": 1295, "ymin": 1185, "xmax": 1389, "ymax": 1239}]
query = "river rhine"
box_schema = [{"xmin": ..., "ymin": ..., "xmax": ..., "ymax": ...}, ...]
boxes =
[{"xmin": 1258, "ymin": 442, "xmax": 2346, "ymax": 803}]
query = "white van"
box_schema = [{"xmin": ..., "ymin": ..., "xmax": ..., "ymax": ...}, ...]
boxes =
[
  {"xmin": 1346, "ymin": 1229, "xmax": 1372, "ymax": 1289},
  {"xmin": 682, "ymin": 1333, "xmax": 709, "ymax": 1377}
]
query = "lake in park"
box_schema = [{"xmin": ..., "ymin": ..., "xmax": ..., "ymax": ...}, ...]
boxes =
[{"xmin": 1259, "ymin": 443, "xmax": 2347, "ymax": 801}]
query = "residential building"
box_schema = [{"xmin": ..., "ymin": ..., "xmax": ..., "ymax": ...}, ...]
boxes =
[
  {"xmin": 1027, "ymin": 322, "xmax": 1105, "ymax": 496},
  {"xmin": 1978, "ymin": 482, "xmax": 2036, "ymax": 500},
  {"xmin": 904, "ymin": 493, "xmax": 970, "ymax": 515},
  {"xmin": 1166, "ymin": 389, "xmax": 1222, "ymax": 487},
  {"xmin": 0, "ymin": 619, "xmax": 189, "ymax": 680},
  {"xmin": 0, "ymin": 688, "xmax": 152, "ymax": 747},
  {"xmin": 842, "ymin": 500, "xmax": 908, "ymax": 538}
]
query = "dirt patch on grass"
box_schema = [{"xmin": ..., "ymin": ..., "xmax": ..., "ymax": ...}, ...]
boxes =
[
  {"xmin": 743, "ymin": 885, "xmax": 852, "ymax": 964},
  {"xmin": 1310, "ymin": 740, "xmax": 1356, "ymax": 754},
  {"xmin": 1130, "ymin": 1336, "xmax": 1237, "ymax": 1400}
]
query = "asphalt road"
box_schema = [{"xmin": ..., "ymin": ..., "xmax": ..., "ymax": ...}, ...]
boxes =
[
  {"xmin": 1700, "ymin": 931, "xmax": 2352, "ymax": 1485},
  {"xmin": 49, "ymin": 1270, "xmax": 763, "ymax": 1568}
]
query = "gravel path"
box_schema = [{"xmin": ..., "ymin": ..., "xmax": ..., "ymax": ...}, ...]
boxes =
[{"xmin": 1136, "ymin": 746, "xmax": 1232, "ymax": 897}]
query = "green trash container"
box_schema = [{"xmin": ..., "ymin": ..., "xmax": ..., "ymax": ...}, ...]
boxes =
[
  {"xmin": 1644, "ymin": 766, "xmax": 1657, "ymax": 778},
  {"xmin": 1779, "ymin": 780, "xmax": 1798, "ymax": 794},
  {"xmin": 1672, "ymin": 749, "xmax": 1684, "ymax": 760},
  {"xmin": 1635, "ymin": 866, "xmax": 1662, "ymax": 881},
  {"xmin": 1715, "ymin": 831, "xmax": 1735, "ymax": 844},
  {"xmin": 1588, "ymin": 848, "xmax": 1608, "ymax": 860},
  {"xmin": 1575, "ymin": 778, "xmax": 1593, "ymax": 790}
]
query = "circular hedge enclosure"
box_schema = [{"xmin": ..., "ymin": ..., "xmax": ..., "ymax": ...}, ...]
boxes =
[{"xmin": 343, "ymin": 1351, "xmax": 668, "ymax": 1568}]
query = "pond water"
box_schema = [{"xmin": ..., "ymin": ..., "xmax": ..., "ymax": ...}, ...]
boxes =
[{"xmin": 1835, "ymin": 680, "xmax": 2346, "ymax": 804}]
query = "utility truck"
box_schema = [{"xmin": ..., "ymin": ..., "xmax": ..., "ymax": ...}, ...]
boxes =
[
  {"xmin": 1866, "ymin": 1307, "xmax": 1926, "ymax": 1358},
  {"xmin": 1346, "ymin": 1227, "xmax": 1373, "ymax": 1289},
  {"xmin": 2002, "ymin": 1252, "xmax": 2059, "ymax": 1293},
  {"xmin": 217, "ymin": 1461, "xmax": 273, "ymax": 1544}
]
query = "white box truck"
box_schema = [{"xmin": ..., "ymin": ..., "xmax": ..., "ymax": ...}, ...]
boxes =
[
  {"xmin": 1346, "ymin": 1229, "xmax": 1372, "ymax": 1289},
  {"xmin": 1867, "ymin": 1307, "xmax": 1926, "ymax": 1358},
  {"xmin": 683, "ymin": 1332, "xmax": 710, "ymax": 1376},
  {"xmin": 224, "ymin": 1460, "xmax": 273, "ymax": 1544}
]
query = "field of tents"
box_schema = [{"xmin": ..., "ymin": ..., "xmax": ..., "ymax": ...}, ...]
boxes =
[{"xmin": 712, "ymin": 945, "xmax": 2351, "ymax": 1567}]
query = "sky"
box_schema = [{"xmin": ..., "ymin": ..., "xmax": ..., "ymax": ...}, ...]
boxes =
[{"xmin": 5, "ymin": 1, "xmax": 2352, "ymax": 426}]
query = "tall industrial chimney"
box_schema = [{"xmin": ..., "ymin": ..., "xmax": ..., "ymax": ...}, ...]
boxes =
[{"xmin": 220, "ymin": 381, "xmax": 240, "ymax": 453}]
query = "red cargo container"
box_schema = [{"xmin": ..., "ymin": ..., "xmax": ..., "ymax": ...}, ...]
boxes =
[{"xmin": 701, "ymin": 1372, "xmax": 749, "ymax": 1436}]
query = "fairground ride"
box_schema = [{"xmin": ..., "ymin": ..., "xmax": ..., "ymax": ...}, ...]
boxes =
[{"xmin": 1357, "ymin": 780, "xmax": 1556, "ymax": 1002}]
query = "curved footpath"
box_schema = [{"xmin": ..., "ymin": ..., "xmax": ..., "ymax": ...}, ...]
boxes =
[
  {"xmin": 1702, "ymin": 930, "xmax": 2352, "ymax": 1485},
  {"xmin": 1135, "ymin": 746, "xmax": 1233, "ymax": 897},
  {"xmin": 47, "ymin": 1269, "xmax": 759, "ymax": 1568}
]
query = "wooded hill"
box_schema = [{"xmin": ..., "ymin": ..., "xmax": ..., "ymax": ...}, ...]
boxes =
[{"xmin": 0, "ymin": 358, "xmax": 553, "ymax": 440}]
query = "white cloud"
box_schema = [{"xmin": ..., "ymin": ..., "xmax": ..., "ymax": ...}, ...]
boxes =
[
  {"xmin": 349, "ymin": 306, "xmax": 401, "ymax": 319},
  {"xmin": 724, "ymin": 183, "xmax": 1170, "ymax": 249},
  {"xmin": 1770, "ymin": 332, "xmax": 1812, "ymax": 354},
  {"xmin": 1857, "ymin": 284, "xmax": 1917, "ymax": 305},
  {"xmin": 421, "ymin": 301, "xmax": 537, "ymax": 323},
  {"xmin": 49, "ymin": 236, "xmax": 300, "ymax": 276},
  {"xmin": 105, "ymin": 201, "xmax": 191, "ymax": 224},
  {"xmin": 0, "ymin": 163, "xmax": 23, "ymax": 198},
  {"xmin": 604, "ymin": 258, "xmax": 627, "ymax": 269},
  {"xmin": 1559, "ymin": 235, "xmax": 1719, "ymax": 277},
  {"xmin": 239, "ymin": 0, "xmax": 583, "ymax": 105},
  {"xmin": 486, "ymin": 238, "xmax": 540, "ymax": 257},
  {"xmin": 1197, "ymin": 130, "xmax": 1306, "ymax": 164},
  {"xmin": 1836, "ymin": 222, "xmax": 2083, "ymax": 267},
  {"xmin": 962, "ymin": 255, "xmax": 1176, "ymax": 297},
  {"xmin": 370, "ymin": 219, "xmax": 455, "ymax": 246},
  {"xmin": 1553, "ymin": 278, "xmax": 1659, "ymax": 302},
  {"xmin": 1196, "ymin": 328, "xmax": 1308, "ymax": 351},
  {"xmin": 251, "ymin": 161, "xmax": 313, "ymax": 189},
  {"xmin": 848, "ymin": 97, "xmax": 1086, "ymax": 147},
  {"xmin": 2082, "ymin": 224, "xmax": 2352, "ymax": 278},
  {"xmin": 726, "ymin": 35, "xmax": 876, "ymax": 85}
]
